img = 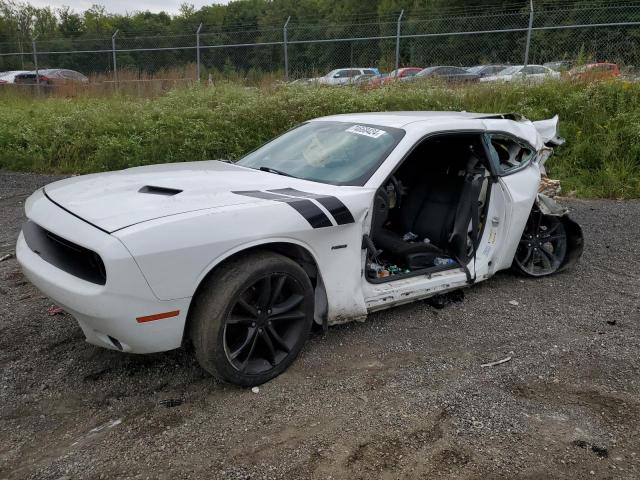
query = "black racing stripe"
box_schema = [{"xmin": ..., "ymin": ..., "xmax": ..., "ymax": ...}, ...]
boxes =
[
  {"xmin": 268, "ymin": 188, "xmax": 355, "ymax": 225},
  {"xmin": 232, "ymin": 190, "xmax": 333, "ymax": 229}
]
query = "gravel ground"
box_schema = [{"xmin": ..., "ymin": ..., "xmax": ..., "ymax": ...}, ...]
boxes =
[{"xmin": 1, "ymin": 171, "xmax": 639, "ymax": 480}]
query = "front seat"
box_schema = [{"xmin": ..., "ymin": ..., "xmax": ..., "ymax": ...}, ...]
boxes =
[
  {"xmin": 371, "ymin": 155, "xmax": 483, "ymax": 270},
  {"xmin": 370, "ymin": 183, "xmax": 446, "ymax": 270}
]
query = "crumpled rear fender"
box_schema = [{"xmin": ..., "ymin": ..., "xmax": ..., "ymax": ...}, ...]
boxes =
[{"xmin": 535, "ymin": 193, "xmax": 584, "ymax": 272}]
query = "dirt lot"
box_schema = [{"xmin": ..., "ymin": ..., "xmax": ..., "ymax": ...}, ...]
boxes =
[{"xmin": 1, "ymin": 171, "xmax": 639, "ymax": 480}]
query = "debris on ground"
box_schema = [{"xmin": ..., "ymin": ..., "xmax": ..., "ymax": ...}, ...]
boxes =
[
  {"xmin": 47, "ymin": 305, "xmax": 64, "ymax": 316},
  {"xmin": 573, "ymin": 440, "xmax": 609, "ymax": 458},
  {"xmin": 158, "ymin": 398, "xmax": 184, "ymax": 408},
  {"xmin": 426, "ymin": 290, "xmax": 465, "ymax": 309},
  {"xmin": 0, "ymin": 252, "xmax": 13, "ymax": 262},
  {"xmin": 70, "ymin": 419, "xmax": 122, "ymax": 448},
  {"xmin": 251, "ymin": 387, "xmax": 260, "ymax": 393},
  {"xmin": 508, "ymin": 300, "xmax": 519, "ymax": 306},
  {"xmin": 481, "ymin": 356, "xmax": 513, "ymax": 368}
]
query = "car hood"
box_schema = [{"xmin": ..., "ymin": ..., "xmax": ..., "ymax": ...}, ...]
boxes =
[{"xmin": 44, "ymin": 160, "xmax": 337, "ymax": 232}]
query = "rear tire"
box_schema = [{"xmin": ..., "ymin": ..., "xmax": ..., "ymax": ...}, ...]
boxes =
[{"xmin": 190, "ymin": 251, "xmax": 314, "ymax": 386}]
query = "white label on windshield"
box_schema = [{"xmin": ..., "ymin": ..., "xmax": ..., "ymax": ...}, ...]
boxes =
[{"xmin": 346, "ymin": 125, "xmax": 387, "ymax": 139}]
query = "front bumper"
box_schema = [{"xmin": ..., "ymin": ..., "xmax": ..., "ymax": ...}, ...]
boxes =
[{"xmin": 16, "ymin": 189, "xmax": 191, "ymax": 353}]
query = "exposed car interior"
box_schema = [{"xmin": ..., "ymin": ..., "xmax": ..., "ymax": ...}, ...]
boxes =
[{"xmin": 366, "ymin": 133, "xmax": 492, "ymax": 282}]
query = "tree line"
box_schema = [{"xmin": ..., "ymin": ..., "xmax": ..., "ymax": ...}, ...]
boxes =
[{"xmin": 1, "ymin": 0, "xmax": 638, "ymax": 77}]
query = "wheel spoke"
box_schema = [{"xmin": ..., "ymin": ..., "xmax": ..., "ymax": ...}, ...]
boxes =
[
  {"xmin": 540, "ymin": 245, "xmax": 557, "ymax": 265},
  {"xmin": 229, "ymin": 327, "xmax": 257, "ymax": 360},
  {"xmin": 543, "ymin": 234, "xmax": 566, "ymax": 242},
  {"xmin": 259, "ymin": 329, "xmax": 277, "ymax": 365},
  {"xmin": 257, "ymin": 275, "xmax": 272, "ymax": 308},
  {"xmin": 270, "ymin": 275, "xmax": 287, "ymax": 307},
  {"xmin": 267, "ymin": 324, "xmax": 290, "ymax": 353},
  {"xmin": 271, "ymin": 294, "xmax": 304, "ymax": 316},
  {"xmin": 539, "ymin": 248, "xmax": 553, "ymax": 270},
  {"xmin": 227, "ymin": 314, "xmax": 255, "ymax": 325},
  {"xmin": 543, "ymin": 222, "xmax": 560, "ymax": 236},
  {"xmin": 527, "ymin": 249, "xmax": 537, "ymax": 271},
  {"xmin": 520, "ymin": 246, "xmax": 534, "ymax": 266},
  {"xmin": 239, "ymin": 333, "xmax": 260, "ymax": 372},
  {"xmin": 271, "ymin": 311, "xmax": 305, "ymax": 323},
  {"xmin": 237, "ymin": 297, "xmax": 258, "ymax": 318}
]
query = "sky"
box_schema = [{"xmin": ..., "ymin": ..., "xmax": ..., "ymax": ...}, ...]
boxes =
[{"xmin": 25, "ymin": 0, "xmax": 228, "ymax": 15}]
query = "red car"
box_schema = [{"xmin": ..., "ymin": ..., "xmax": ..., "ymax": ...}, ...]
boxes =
[
  {"xmin": 569, "ymin": 63, "xmax": 620, "ymax": 80},
  {"xmin": 369, "ymin": 67, "xmax": 423, "ymax": 86}
]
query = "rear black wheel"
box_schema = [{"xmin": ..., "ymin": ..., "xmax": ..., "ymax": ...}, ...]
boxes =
[
  {"xmin": 513, "ymin": 207, "xmax": 568, "ymax": 277},
  {"xmin": 190, "ymin": 251, "xmax": 314, "ymax": 386}
]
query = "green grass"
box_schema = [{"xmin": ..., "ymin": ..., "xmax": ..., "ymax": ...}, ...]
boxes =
[{"xmin": 1, "ymin": 80, "xmax": 639, "ymax": 198}]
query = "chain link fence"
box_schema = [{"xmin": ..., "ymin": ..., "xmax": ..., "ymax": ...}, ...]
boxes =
[{"xmin": 1, "ymin": 0, "xmax": 639, "ymax": 92}]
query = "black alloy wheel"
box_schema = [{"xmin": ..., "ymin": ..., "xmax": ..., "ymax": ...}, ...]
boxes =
[
  {"xmin": 514, "ymin": 208, "xmax": 568, "ymax": 277},
  {"xmin": 191, "ymin": 251, "xmax": 314, "ymax": 386},
  {"xmin": 224, "ymin": 272, "xmax": 308, "ymax": 375}
]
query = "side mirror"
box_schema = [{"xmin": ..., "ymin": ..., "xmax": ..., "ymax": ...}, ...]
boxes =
[{"xmin": 333, "ymin": 73, "xmax": 340, "ymax": 78}]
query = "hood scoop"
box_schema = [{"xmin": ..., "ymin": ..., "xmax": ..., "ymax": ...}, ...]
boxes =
[{"xmin": 138, "ymin": 185, "xmax": 183, "ymax": 196}]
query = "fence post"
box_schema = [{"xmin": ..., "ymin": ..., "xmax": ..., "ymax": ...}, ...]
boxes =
[
  {"xmin": 112, "ymin": 29, "xmax": 119, "ymax": 90},
  {"xmin": 32, "ymin": 35, "xmax": 39, "ymax": 95},
  {"xmin": 395, "ymin": 9, "xmax": 404, "ymax": 76},
  {"xmin": 17, "ymin": 30, "xmax": 25, "ymax": 69},
  {"xmin": 524, "ymin": 0, "xmax": 534, "ymax": 66},
  {"xmin": 283, "ymin": 16, "xmax": 291, "ymax": 82},
  {"xmin": 196, "ymin": 23, "xmax": 203, "ymax": 82}
]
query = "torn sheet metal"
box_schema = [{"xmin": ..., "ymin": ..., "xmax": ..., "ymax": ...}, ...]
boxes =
[
  {"xmin": 536, "ymin": 193, "xmax": 568, "ymax": 216},
  {"xmin": 532, "ymin": 115, "xmax": 565, "ymax": 146}
]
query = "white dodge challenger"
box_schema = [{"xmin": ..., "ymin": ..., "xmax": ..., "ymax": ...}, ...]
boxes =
[{"xmin": 17, "ymin": 112, "xmax": 583, "ymax": 386}]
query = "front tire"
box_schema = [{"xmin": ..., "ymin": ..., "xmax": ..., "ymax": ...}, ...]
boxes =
[
  {"xmin": 190, "ymin": 251, "xmax": 314, "ymax": 386},
  {"xmin": 512, "ymin": 207, "xmax": 568, "ymax": 277}
]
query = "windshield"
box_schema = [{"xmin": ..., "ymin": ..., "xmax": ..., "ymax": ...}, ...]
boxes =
[
  {"xmin": 498, "ymin": 66, "xmax": 522, "ymax": 76},
  {"xmin": 467, "ymin": 66, "xmax": 483, "ymax": 74},
  {"xmin": 237, "ymin": 121, "xmax": 405, "ymax": 186}
]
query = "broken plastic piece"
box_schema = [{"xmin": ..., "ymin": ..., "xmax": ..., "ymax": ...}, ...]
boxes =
[
  {"xmin": 434, "ymin": 257, "xmax": 456, "ymax": 266},
  {"xmin": 481, "ymin": 356, "xmax": 512, "ymax": 368},
  {"xmin": 402, "ymin": 232, "xmax": 419, "ymax": 242},
  {"xmin": 47, "ymin": 305, "xmax": 64, "ymax": 316}
]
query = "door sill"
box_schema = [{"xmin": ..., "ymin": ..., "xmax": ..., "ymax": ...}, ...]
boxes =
[{"xmin": 366, "ymin": 262, "xmax": 460, "ymax": 284}]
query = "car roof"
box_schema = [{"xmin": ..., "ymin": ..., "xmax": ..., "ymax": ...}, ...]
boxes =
[{"xmin": 312, "ymin": 111, "xmax": 522, "ymax": 128}]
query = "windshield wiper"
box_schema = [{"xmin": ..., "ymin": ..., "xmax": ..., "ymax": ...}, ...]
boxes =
[{"xmin": 258, "ymin": 166, "xmax": 294, "ymax": 178}]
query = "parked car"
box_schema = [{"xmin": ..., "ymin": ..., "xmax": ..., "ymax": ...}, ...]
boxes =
[
  {"xmin": 18, "ymin": 111, "xmax": 583, "ymax": 386},
  {"xmin": 369, "ymin": 67, "xmax": 423, "ymax": 86},
  {"xmin": 0, "ymin": 70, "xmax": 31, "ymax": 84},
  {"xmin": 13, "ymin": 69, "xmax": 88, "ymax": 87},
  {"xmin": 543, "ymin": 61, "xmax": 574, "ymax": 72},
  {"xmin": 351, "ymin": 73, "xmax": 378, "ymax": 85},
  {"xmin": 480, "ymin": 65, "xmax": 560, "ymax": 83},
  {"xmin": 569, "ymin": 63, "xmax": 620, "ymax": 80},
  {"xmin": 466, "ymin": 65, "xmax": 509, "ymax": 78},
  {"xmin": 310, "ymin": 68, "xmax": 380, "ymax": 86},
  {"xmin": 408, "ymin": 66, "xmax": 480, "ymax": 83}
]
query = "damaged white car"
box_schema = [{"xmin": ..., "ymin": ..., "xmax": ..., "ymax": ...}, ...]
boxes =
[{"xmin": 17, "ymin": 112, "xmax": 583, "ymax": 386}]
